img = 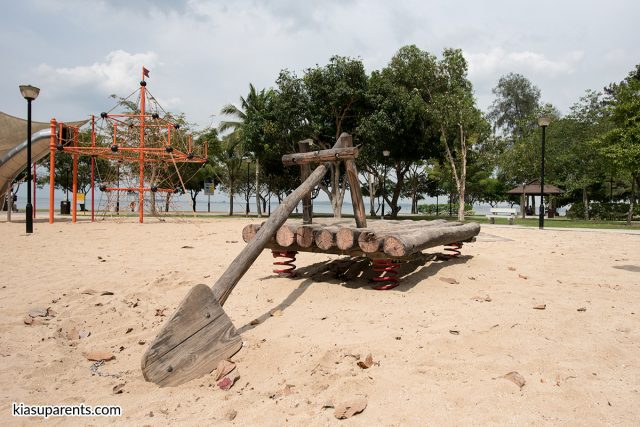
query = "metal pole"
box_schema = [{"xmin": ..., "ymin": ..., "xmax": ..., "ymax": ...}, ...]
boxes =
[
  {"xmin": 33, "ymin": 161, "xmax": 36, "ymax": 218},
  {"xmin": 539, "ymin": 125, "xmax": 546, "ymax": 229},
  {"xmin": 208, "ymin": 194, "xmax": 211, "ymax": 213},
  {"xmin": 382, "ymin": 162, "xmax": 387, "ymax": 219},
  {"xmin": 26, "ymin": 98, "xmax": 33, "ymax": 233}
]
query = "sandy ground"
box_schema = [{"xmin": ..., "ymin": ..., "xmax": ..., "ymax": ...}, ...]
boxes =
[{"xmin": 0, "ymin": 215, "xmax": 639, "ymax": 426}]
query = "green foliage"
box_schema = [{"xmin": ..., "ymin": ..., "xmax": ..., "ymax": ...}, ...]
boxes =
[
  {"xmin": 418, "ymin": 202, "xmax": 474, "ymax": 215},
  {"xmin": 487, "ymin": 73, "xmax": 541, "ymax": 139},
  {"xmin": 567, "ymin": 202, "xmax": 640, "ymax": 220}
]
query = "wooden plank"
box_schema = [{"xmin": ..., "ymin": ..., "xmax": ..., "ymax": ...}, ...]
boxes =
[
  {"xmin": 383, "ymin": 223, "xmax": 481, "ymax": 257},
  {"xmin": 298, "ymin": 139, "xmax": 313, "ymax": 224},
  {"xmin": 281, "ymin": 146, "xmax": 359, "ymax": 166},
  {"xmin": 143, "ymin": 157, "xmax": 335, "ymax": 387},
  {"xmin": 142, "ymin": 284, "xmax": 242, "ymax": 387},
  {"xmin": 340, "ymin": 133, "xmax": 367, "ymax": 228},
  {"xmin": 212, "ymin": 161, "xmax": 333, "ymax": 305}
]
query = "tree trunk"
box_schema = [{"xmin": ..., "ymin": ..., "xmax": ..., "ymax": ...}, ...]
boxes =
[
  {"xmin": 627, "ymin": 174, "xmax": 636, "ymax": 225},
  {"xmin": 165, "ymin": 193, "xmax": 171, "ymax": 212},
  {"xmin": 228, "ymin": 180, "xmax": 234, "ymax": 216},
  {"xmin": 368, "ymin": 172, "xmax": 376, "ymax": 216},
  {"xmin": 583, "ymin": 186, "xmax": 590, "ymax": 220},
  {"xmin": 255, "ymin": 158, "xmax": 262, "ymax": 217}
]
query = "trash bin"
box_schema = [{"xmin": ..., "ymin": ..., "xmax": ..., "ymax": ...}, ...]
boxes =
[{"xmin": 60, "ymin": 200, "xmax": 71, "ymax": 215}]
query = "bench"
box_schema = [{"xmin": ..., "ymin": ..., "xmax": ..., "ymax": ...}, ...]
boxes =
[{"xmin": 486, "ymin": 207, "xmax": 518, "ymax": 225}]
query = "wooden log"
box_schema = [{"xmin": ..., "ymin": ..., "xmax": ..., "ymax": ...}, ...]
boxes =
[
  {"xmin": 334, "ymin": 219, "xmax": 452, "ymax": 250},
  {"xmin": 298, "ymin": 139, "xmax": 313, "ymax": 224},
  {"xmin": 340, "ymin": 133, "xmax": 367, "ymax": 228},
  {"xmin": 276, "ymin": 223, "xmax": 299, "ymax": 247},
  {"xmin": 241, "ymin": 223, "xmax": 262, "ymax": 243},
  {"xmin": 383, "ymin": 223, "xmax": 481, "ymax": 257},
  {"xmin": 281, "ymin": 146, "xmax": 359, "ymax": 166},
  {"xmin": 357, "ymin": 220, "xmax": 460, "ymax": 253},
  {"xmin": 211, "ymin": 161, "xmax": 333, "ymax": 305},
  {"xmin": 264, "ymin": 241, "xmax": 366, "ymax": 257},
  {"xmin": 315, "ymin": 225, "xmax": 343, "ymax": 250},
  {"xmin": 296, "ymin": 223, "xmax": 327, "ymax": 248}
]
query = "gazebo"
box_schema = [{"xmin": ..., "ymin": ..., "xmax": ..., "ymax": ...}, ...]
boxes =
[{"xmin": 507, "ymin": 179, "xmax": 563, "ymax": 218}]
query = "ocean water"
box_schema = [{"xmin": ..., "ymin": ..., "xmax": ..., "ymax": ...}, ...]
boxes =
[{"xmin": 13, "ymin": 184, "xmax": 555, "ymax": 216}]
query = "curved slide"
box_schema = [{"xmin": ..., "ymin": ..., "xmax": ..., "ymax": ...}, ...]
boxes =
[
  {"xmin": 0, "ymin": 112, "xmax": 87, "ymax": 198},
  {"xmin": 0, "ymin": 128, "xmax": 52, "ymax": 197}
]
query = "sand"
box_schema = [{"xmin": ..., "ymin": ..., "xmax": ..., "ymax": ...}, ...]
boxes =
[{"xmin": 1, "ymin": 216, "xmax": 639, "ymax": 426}]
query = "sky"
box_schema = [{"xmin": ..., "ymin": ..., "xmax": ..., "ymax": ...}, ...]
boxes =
[{"xmin": 1, "ymin": 0, "xmax": 639, "ymax": 130}]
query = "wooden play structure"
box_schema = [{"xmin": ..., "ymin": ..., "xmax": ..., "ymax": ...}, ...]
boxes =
[{"xmin": 142, "ymin": 132, "xmax": 481, "ymax": 387}]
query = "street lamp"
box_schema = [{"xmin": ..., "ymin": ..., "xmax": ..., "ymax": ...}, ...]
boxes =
[
  {"xmin": 382, "ymin": 150, "xmax": 390, "ymax": 219},
  {"xmin": 19, "ymin": 85, "xmax": 40, "ymax": 234},
  {"xmin": 244, "ymin": 157, "xmax": 251, "ymax": 216},
  {"xmin": 538, "ymin": 116, "xmax": 551, "ymax": 229}
]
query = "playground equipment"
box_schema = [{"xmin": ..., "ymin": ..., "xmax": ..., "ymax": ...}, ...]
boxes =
[
  {"xmin": 142, "ymin": 132, "xmax": 481, "ymax": 387},
  {"xmin": 47, "ymin": 67, "xmax": 207, "ymax": 223}
]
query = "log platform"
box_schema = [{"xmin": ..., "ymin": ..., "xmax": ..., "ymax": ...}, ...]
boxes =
[{"xmin": 242, "ymin": 219, "xmax": 480, "ymax": 260}]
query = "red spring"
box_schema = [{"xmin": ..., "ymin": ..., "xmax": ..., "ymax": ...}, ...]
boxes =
[
  {"xmin": 371, "ymin": 258, "xmax": 401, "ymax": 290},
  {"xmin": 272, "ymin": 250, "xmax": 297, "ymax": 276},
  {"xmin": 444, "ymin": 242, "xmax": 462, "ymax": 259}
]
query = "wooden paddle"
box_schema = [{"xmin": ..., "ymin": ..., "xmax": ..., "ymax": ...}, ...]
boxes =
[{"xmin": 141, "ymin": 160, "xmax": 333, "ymax": 386}]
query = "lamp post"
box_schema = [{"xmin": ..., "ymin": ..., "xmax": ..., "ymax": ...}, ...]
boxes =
[
  {"xmin": 244, "ymin": 157, "xmax": 251, "ymax": 216},
  {"xmin": 382, "ymin": 150, "xmax": 390, "ymax": 219},
  {"xmin": 538, "ymin": 116, "xmax": 551, "ymax": 229},
  {"xmin": 19, "ymin": 85, "xmax": 40, "ymax": 234}
]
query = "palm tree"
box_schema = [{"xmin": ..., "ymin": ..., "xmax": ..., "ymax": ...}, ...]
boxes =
[{"xmin": 220, "ymin": 84, "xmax": 267, "ymax": 216}]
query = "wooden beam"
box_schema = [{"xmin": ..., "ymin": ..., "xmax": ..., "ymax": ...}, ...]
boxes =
[
  {"xmin": 298, "ymin": 139, "xmax": 313, "ymax": 224},
  {"xmin": 282, "ymin": 146, "xmax": 359, "ymax": 166},
  {"xmin": 383, "ymin": 223, "xmax": 481, "ymax": 257},
  {"xmin": 339, "ymin": 133, "xmax": 367, "ymax": 228}
]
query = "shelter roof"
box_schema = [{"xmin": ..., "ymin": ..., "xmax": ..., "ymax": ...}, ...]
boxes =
[{"xmin": 506, "ymin": 179, "xmax": 563, "ymax": 195}]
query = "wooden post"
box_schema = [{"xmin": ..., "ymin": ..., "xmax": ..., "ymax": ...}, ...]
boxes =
[
  {"xmin": 339, "ymin": 133, "xmax": 367, "ymax": 228},
  {"xmin": 298, "ymin": 139, "xmax": 312, "ymax": 224},
  {"xmin": 212, "ymin": 161, "xmax": 333, "ymax": 305}
]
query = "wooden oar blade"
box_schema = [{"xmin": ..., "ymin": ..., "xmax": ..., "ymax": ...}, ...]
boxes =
[{"xmin": 141, "ymin": 284, "xmax": 242, "ymax": 387}]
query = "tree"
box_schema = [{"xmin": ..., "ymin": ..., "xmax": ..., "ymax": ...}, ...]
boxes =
[
  {"xmin": 203, "ymin": 128, "xmax": 248, "ymax": 216},
  {"xmin": 488, "ymin": 73, "xmax": 541, "ymax": 140},
  {"xmin": 598, "ymin": 64, "xmax": 640, "ymax": 224},
  {"xmin": 431, "ymin": 48, "xmax": 487, "ymax": 221},
  {"xmin": 357, "ymin": 45, "xmax": 441, "ymax": 217},
  {"xmin": 220, "ymin": 84, "xmax": 277, "ymax": 217},
  {"xmin": 303, "ymin": 56, "xmax": 368, "ymax": 217}
]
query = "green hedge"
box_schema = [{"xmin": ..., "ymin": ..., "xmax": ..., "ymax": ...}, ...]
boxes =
[
  {"xmin": 418, "ymin": 203, "xmax": 474, "ymax": 216},
  {"xmin": 567, "ymin": 202, "xmax": 640, "ymax": 220}
]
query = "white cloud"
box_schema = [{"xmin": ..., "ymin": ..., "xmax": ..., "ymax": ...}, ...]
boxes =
[
  {"xmin": 467, "ymin": 48, "xmax": 584, "ymax": 77},
  {"xmin": 36, "ymin": 50, "xmax": 160, "ymax": 94}
]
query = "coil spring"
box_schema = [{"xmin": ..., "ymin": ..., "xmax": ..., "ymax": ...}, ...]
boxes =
[
  {"xmin": 272, "ymin": 250, "xmax": 298, "ymax": 276},
  {"xmin": 371, "ymin": 258, "xmax": 402, "ymax": 290},
  {"xmin": 443, "ymin": 242, "xmax": 462, "ymax": 259}
]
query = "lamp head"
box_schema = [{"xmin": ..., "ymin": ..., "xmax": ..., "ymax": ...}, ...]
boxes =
[
  {"xmin": 538, "ymin": 116, "xmax": 551, "ymax": 127},
  {"xmin": 382, "ymin": 150, "xmax": 390, "ymax": 157},
  {"xmin": 19, "ymin": 85, "xmax": 40, "ymax": 101}
]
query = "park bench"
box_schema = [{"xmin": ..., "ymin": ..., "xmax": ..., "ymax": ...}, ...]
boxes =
[{"xmin": 486, "ymin": 207, "xmax": 518, "ymax": 225}]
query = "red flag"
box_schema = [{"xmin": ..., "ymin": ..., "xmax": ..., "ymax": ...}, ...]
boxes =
[{"xmin": 143, "ymin": 66, "xmax": 150, "ymax": 78}]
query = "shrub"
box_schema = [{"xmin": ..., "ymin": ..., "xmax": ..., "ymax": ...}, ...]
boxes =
[
  {"xmin": 418, "ymin": 203, "xmax": 474, "ymax": 216},
  {"xmin": 566, "ymin": 202, "xmax": 640, "ymax": 220}
]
